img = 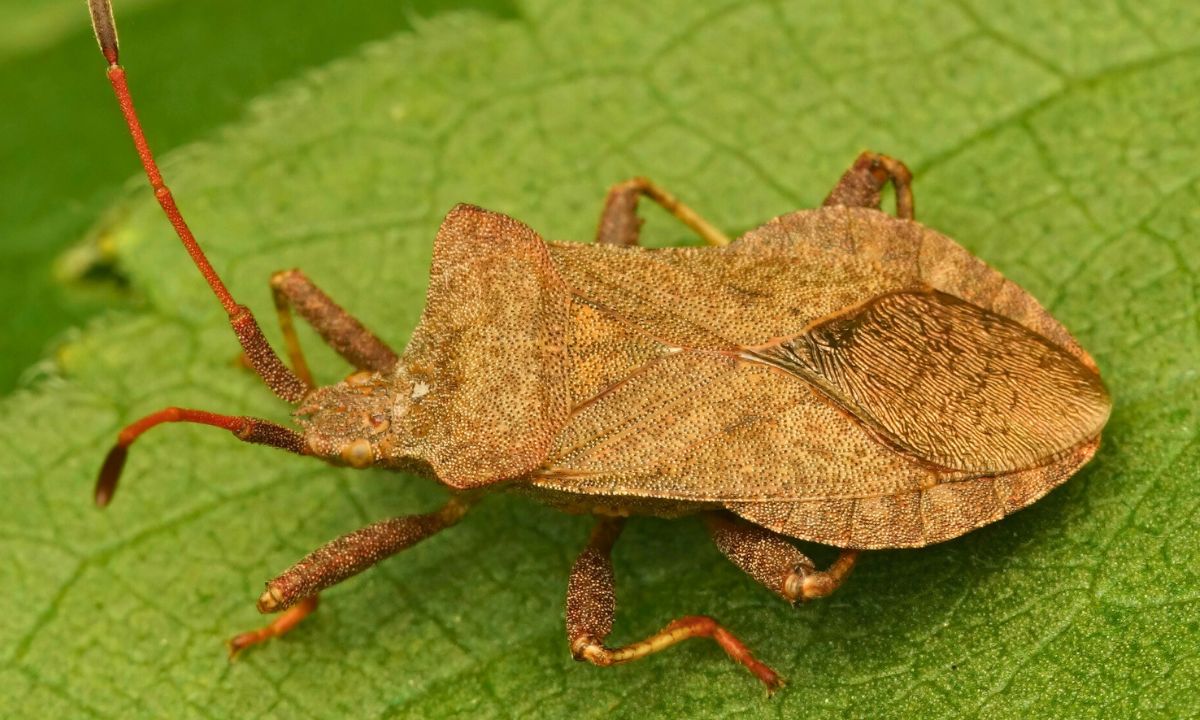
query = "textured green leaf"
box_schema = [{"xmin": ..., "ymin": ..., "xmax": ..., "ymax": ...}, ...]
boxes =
[{"xmin": 3, "ymin": 1, "xmax": 1198, "ymax": 718}]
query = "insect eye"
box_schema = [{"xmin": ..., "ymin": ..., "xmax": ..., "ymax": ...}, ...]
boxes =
[
  {"xmin": 344, "ymin": 371, "xmax": 373, "ymax": 386},
  {"xmin": 340, "ymin": 438, "xmax": 374, "ymax": 468}
]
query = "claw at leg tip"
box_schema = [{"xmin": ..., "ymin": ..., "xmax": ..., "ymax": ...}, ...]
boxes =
[
  {"xmin": 226, "ymin": 635, "xmax": 252, "ymax": 661},
  {"xmin": 752, "ymin": 663, "xmax": 785, "ymax": 695},
  {"xmin": 765, "ymin": 673, "xmax": 786, "ymax": 696}
]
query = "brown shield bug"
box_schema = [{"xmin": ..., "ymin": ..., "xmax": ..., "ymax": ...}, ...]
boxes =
[{"xmin": 86, "ymin": 0, "xmax": 1110, "ymax": 692}]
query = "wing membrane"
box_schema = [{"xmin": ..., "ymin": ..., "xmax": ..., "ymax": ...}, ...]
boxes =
[{"xmin": 758, "ymin": 290, "xmax": 1110, "ymax": 473}]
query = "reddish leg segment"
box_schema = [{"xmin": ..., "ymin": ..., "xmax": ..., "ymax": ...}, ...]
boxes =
[
  {"xmin": 566, "ymin": 517, "xmax": 783, "ymax": 692},
  {"xmin": 269, "ymin": 269, "xmax": 400, "ymax": 388},
  {"xmin": 823, "ymin": 151, "xmax": 915, "ymax": 220},
  {"xmin": 228, "ymin": 595, "xmax": 319, "ymax": 658},
  {"xmin": 228, "ymin": 497, "xmax": 472, "ymax": 656},
  {"xmin": 706, "ymin": 513, "xmax": 859, "ymax": 603},
  {"xmin": 595, "ymin": 177, "xmax": 731, "ymax": 247}
]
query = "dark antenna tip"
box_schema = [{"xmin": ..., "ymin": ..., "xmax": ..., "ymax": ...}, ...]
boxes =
[
  {"xmin": 94, "ymin": 443, "xmax": 128, "ymax": 507},
  {"xmin": 87, "ymin": 0, "xmax": 120, "ymax": 65}
]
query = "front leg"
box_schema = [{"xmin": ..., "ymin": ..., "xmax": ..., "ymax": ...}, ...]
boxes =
[
  {"xmin": 229, "ymin": 496, "xmax": 472, "ymax": 656},
  {"xmin": 566, "ymin": 517, "xmax": 783, "ymax": 691},
  {"xmin": 595, "ymin": 177, "xmax": 731, "ymax": 247},
  {"xmin": 267, "ymin": 268, "xmax": 400, "ymax": 388}
]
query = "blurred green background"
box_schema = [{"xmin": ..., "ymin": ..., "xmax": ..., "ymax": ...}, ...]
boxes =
[{"xmin": 1, "ymin": 1, "xmax": 1197, "ymax": 719}]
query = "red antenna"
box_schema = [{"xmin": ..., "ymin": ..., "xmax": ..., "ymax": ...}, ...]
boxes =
[
  {"xmin": 87, "ymin": 1, "xmax": 311, "ymax": 506},
  {"xmin": 87, "ymin": 0, "xmax": 307, "ymax": 404}
]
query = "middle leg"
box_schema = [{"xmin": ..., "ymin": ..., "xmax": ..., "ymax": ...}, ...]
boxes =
[
  {"xmin": 566, "ymin": 516, "xmax": 783, "ymax": 691},
  {"xmin": 595, "ymin": 177, "xmax": 731, "ymax": 248}
]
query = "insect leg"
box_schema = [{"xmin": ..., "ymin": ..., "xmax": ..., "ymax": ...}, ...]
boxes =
[
  {"xmin": 227, "ymin": 595, "xmax": 319, "ymax": 659},
  {"xmin": 595, "ymin": 177, "xmax": 731, "ymax": 247},
  {"xmin": 823, "ymin": 151, "xmax": 915, "ymax": 220},
  {"xmin": 706, "ymin": 512, "xmax": 859, "ymax": 603},
  {"xmin": 566, "ymin": 517, "xmax": 782, "ymax": 691},
  {"xmin": 228, "ymin": 496, "xmax": 472, "ymax": 657},
  {"xmin": 267, "ymin": 269, "xmax": 400, "ymax": 388}
]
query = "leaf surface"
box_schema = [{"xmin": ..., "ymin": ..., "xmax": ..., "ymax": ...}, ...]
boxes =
[{"xmin": 2, "ymin": 1, "xmax": 1197, "ymax": 717}]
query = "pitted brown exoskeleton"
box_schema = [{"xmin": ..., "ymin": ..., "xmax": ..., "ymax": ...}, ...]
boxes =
[{"xmin": 87, "ymin": 0, "xmax": 1109, "ymax": 691}]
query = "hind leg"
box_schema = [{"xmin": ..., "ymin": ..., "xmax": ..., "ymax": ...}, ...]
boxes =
[
  {"xmin": 823, "ymin": 151, "xmax": 915, "ymax": 220},
  {"xmin": 705, "ymin": 512, "xmax": 859, "ymax": 603}
]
